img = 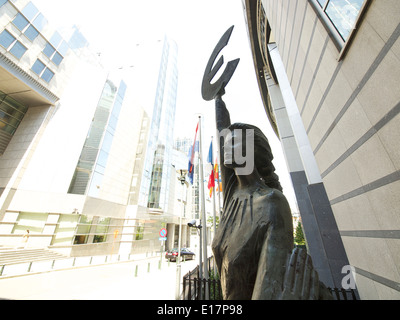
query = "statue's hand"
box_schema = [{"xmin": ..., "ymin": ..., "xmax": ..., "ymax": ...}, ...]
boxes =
[{"xmin": 279, "ymin": 247, "xmax": 320, "ymax": 300}]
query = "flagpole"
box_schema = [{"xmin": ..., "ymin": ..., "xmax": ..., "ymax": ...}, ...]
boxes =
[
  {"xmin": 209, "ymin": 137, "xmax": 217, "ymax": 276},
  {"xmin": 198, "ymin": 115, "xmax": 209, "ymax": 300},
  {"xmin": 215, "ymin": 129, "xmax": 223, "ymax": 212},
  {"xmin": 211, "ymin": 138, "xmax": 218, "ymax": 276}
]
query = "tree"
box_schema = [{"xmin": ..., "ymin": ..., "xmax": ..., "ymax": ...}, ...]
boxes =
[
  {"xmin": 294, "ymin": 222, "xmax": 305, "ymax": 245},
  {"xmin": 207, "ymin": 215, "xmax": 220, "ymax": 229}
]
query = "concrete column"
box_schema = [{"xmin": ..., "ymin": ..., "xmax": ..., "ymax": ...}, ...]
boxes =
[
  {"xmin": 166, "ymin": 223, "xmax": 175, "ymax": 251},
  {"xmin": 181, "ymin": 225, "xmax": 188, "ymax": 248},
  {"xmin": 266, "ymin": 44, "xmax": 351, "ymax": 289}
]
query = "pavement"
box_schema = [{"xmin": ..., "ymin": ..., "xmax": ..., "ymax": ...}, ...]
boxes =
[{"xmin": 0, "ymin": 255, "xmax": 200, "ymax": 300}]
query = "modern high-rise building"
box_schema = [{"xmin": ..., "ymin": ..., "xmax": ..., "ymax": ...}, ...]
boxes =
[
  {"xmin": 242, "ymin": 0, "xmax": 400, "ymax": 299},
  {"xmin": 137, "ymin": 37, "xmax": 178, "ymax": 212},
  {"xmin": 128, "ymin": 37, "xmax": 195, "ymax": 251}
]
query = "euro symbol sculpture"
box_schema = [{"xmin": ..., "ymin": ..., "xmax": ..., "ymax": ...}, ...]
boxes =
[{"xmin": 201, "ymin": 25, "xmax": 240, "ymax": 101}]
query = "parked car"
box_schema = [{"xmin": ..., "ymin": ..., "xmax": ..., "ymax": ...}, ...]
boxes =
[{"xmin": 165, "ymin": 248, "xmax": 195, "ymax": 262}]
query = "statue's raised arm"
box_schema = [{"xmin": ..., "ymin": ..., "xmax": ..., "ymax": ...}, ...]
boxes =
[{"xmin": 201, "ymin": 25, "xmax": 239, "ymax": 198}]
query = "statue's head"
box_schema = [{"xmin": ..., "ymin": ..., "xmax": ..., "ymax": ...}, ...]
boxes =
[{"xmin": 222, "ymin": 123, "xmax": 282, "ymax": 191}]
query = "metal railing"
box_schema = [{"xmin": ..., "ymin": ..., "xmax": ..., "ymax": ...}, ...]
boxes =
[
  {"xmin": 182, "ymin": 256, "xmax": 222, "ymax": 300},
  {"xmin": 328, "ymin": 287, "xmax": 358, "ymax": 300},
  {"xmin": 182, "ymin": 257, "xmax": 358, "ymax": 300},
  {"xmin": 0, "ymin": 251, "xmax": 163, "ymax": 277}
]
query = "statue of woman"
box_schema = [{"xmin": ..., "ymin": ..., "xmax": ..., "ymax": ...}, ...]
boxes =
[{"xmin": 211, "ymin": 94, "xmax": 332, "ymax": 300}]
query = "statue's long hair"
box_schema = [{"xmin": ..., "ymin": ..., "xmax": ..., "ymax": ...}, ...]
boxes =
[{"xmin": 228, "ymin": 123, "xmax": 282, "ymax": 192}]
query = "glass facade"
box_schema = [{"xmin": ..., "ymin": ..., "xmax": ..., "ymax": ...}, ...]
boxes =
[
  {"xmin": 12, "ymin": 212, "xmax": 48, "ymax": 234},
  {"xmin": 52, "ymin": 214, "xmax": 80, "ymax": 246},
  {"xmin": 137, "ymin": 37, "xmax": 178, "ymax": 211},
  {"xmin": 68, "ymin": 79, "xmax": 127, "ymax": 196},
  {"xmin": 0, "ymin": 90, "xmax": 28, "ymax": 154}
]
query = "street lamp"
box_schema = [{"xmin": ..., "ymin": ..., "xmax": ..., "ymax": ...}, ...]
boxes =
[{"xmin": 175, "ymin": 168, "xmax": 188, "ymax": 300}]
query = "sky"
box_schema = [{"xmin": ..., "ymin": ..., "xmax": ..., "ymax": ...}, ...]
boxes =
[{"xmin": 32, "ymin": 0, "xmax": 298, "ymax": 211}]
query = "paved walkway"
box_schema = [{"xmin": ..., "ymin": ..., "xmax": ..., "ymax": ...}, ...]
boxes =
[{"xmin": 0, "ymin": 256, "xmax": 199, "ymax": 300}]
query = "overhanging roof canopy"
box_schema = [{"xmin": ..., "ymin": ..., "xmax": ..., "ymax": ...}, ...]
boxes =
[{"xmin": 0, "ymin": 52, "xmax": 59, "ymax": 107}]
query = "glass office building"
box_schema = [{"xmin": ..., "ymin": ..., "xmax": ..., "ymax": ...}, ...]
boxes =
[
  {"xmin": 137, "ymin": 37, "xmax": 178, "ymax": 213},
  {"xmin": 68, "ymin": 79, "xmax": 127, "ymax": 196}
]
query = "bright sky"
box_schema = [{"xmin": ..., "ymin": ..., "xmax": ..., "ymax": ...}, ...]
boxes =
[{"xmin": 32, "ymin": 0, "xmax": 298, "ymax": 211}]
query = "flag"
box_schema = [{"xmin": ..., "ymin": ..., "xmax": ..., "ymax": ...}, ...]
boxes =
[
  {"xmin": 207, "ymin": 140, "xmax": 213, "ymax": 165},
  {"xmin": 214, "ymin": 160, "xmax": 220, "ymax": 190},
  {"xmin": 208, "ymin": 168, "xmax": 215, "ymax": 189},
  {"xmin": 207, "ymin": 141, "xmax": 215, "ymax": 197},
  {"xmin": 188, "ymin": 122, "xmax": 199, "ymax": 185}
]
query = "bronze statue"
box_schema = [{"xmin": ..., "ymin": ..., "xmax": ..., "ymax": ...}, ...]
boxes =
[{"xmin": 202, "ymin": 26, "xmax": 332, "ymax": 300}]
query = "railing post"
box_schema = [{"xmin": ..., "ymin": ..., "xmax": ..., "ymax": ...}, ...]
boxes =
[
  {"xmin": 188, "ymin": 273, "xmax": 191, "ymax": 300},
  {"xmin": 27, "ymin": 262, "xmax": 32, "ymax": 272},
  {"xmin": 0, "ymin": 265, "xmax": 4, "ymax": 276}
]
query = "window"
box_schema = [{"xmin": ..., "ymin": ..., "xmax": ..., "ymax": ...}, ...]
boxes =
[
  {"xmin": 49, "ymin": 31, "xmax": 62, "ymax": 48},
  {"xmin": 32, "ymin": 13, "xmax": 47, "ymax": 32},
  {"xmin": 0, "ymin": 0, "xmax": 7, "ymax": 8},
  {"xmin": 0, "ymin": 90, "xmax": 28, "ymax": 136},
  {"xmin": 12, "ymin": 13, "xmax": 29, "ymax": 31},
  {"xmin": 0, "ymin": 28, "xmax": 28, "ymax": 60},
  {"xmin": 93, "ymin": 217, "xmax": 110, "ymax": 243},
  {"xmin": 58, "ymin": 41, "xmax": 69, "ymax": 56},
  {"xmin": 43, "ymin": 41, "xmax": 64, "ymax": 66},
  {"xmin": 0, "ymin": 30, "xmax": 16, "ymax": 49},
  {"xmin": 51, "ymin": 51, "xmax": 63, "ymax": 66},
  {"xmin": 9, "ymin": 41, "xmax": 27, "ymax": 59},
  {"xmin": 41, "ymin": 67, "xmax": 54, "ymax": 82},
  {"xmin": 24, "ymin": 25, "xmax": 39, "ymax": 41},
  {"xmin": 325, "ymin": 0, "xmax": 366, "ymax": 40},
  {"xmin": 12, "ymin": 212, "xmax": 48, "ymax": 234},
  {"xmin": 310, "ymin": 0, "xmax": 369, "ymax": 51},
  {"xmin": 32, "ymin": 59, "xmax": 55, "ymax": 83},
  {"xmin": 31, "ymin": 59, "xmax": 45, "ymax": 75},
  {"xmin": 43, "ymin": 42, "xmax": 55, "ymax": 58},
  {"xmin": 74, "ymin": 215, "xmax": 93, "ymax": 245},
  {"xmin": 21, "ymin": 1, "xmax": 39, "ymax": 20}
]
